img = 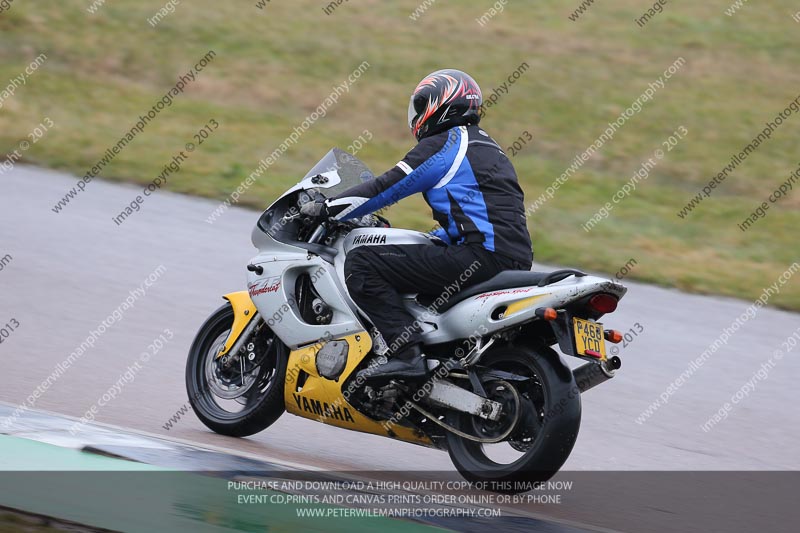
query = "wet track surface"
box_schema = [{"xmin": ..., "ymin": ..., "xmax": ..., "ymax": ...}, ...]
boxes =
[{"xmin": 1, "ymin": 165, "xmax": 799, "ymax": 531}]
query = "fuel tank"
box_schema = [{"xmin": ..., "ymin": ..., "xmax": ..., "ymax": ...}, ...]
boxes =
[{"xmin": 342, "ymin": 227, "xmax": 439, "ymax": 255}]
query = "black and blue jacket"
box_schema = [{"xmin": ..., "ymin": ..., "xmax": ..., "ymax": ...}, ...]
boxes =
[{"xmin": 329, "ymin": 125, "xmax": 533, "ymax": 268}]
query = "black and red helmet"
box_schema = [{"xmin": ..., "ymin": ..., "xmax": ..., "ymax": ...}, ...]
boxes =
[{"xmin": 407, "ymin": 69, "xmax": 483, "ymax": 141}]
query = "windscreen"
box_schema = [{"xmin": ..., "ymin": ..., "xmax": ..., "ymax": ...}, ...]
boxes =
[{"xmin": 301, "ymin": 148, "xmax": 374, "ymax": 198}]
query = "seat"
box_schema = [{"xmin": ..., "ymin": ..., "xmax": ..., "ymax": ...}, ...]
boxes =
[{"xmin": 419, "ymin": 269, "xmax": 586, "ymax": 313}]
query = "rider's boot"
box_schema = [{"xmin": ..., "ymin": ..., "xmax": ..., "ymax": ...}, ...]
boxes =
[{"xmin": 357, "ymin": 343, "xmax": 428, "ymax": 384}]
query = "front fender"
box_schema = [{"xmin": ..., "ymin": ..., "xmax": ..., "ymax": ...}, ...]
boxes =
[{"xmin": 217, "ymin": 291, "xmax": 257, "ymax": 358}]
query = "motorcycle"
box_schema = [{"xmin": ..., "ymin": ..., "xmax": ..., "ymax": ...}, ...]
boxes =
[{"xmin": 186, "ymin": 148, "xmax": 627, "ymax": 490}]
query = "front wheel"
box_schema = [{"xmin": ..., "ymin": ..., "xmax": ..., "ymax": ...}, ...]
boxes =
[
  {"xmin": 445, "ymin": 345, "xmax": 581, "ymax": 491},
  {"xmin": 185, "ymin": 303, "xmax": 287, "ymax": 437}
]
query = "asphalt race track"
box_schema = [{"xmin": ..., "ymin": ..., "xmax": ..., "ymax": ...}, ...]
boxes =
[{"xmin": 1, "ymin": 165, "xmax": 798, "ymax": 531}]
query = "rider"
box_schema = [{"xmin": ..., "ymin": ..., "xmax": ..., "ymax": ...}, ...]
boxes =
[{"xmin": 302, "ymin": 69, "xmax": 533, "ymax": 383}]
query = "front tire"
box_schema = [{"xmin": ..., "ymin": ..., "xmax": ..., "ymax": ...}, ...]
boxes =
[
  {"xmin": 185, "ymin": 303, "xmax": 287, "ymax": 437},
  {"xmin": 445, "ymin": 345, "xmax": 581, "ymax": 490}
]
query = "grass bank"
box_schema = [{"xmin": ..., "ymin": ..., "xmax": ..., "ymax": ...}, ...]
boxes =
[{"xmin": 1, "ymin": 0, "xmax": 798, "ymax": 308}]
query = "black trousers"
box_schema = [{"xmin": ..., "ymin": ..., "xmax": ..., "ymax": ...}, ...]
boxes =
[{"xmin": 344, "ymin": 243, "xmax": 526, "ymax": 353}]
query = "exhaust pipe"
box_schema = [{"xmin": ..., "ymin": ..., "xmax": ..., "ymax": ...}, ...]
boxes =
[{"xmin": 573, "ymin": 356, "xmax": 621, "ymax": 393}]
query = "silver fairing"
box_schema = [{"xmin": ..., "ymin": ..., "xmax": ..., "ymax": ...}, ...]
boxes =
[
  {"xmin": 342, "ymin": 227, "xmax": 438, "ymax": 254},
  {"xmin": 415, "ymin": 275, "xmax": 627, "ymax": 345},
  {"xmin": 245, "ymin": 227, "xmax": 440, "ymax": 350}
]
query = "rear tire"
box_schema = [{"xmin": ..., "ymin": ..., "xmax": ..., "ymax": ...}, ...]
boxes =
[
  {"xmin": 445, "ymin": 345, "xmax": 581, "ymax": 491},
  {"xmin": 185, "ymin": 304, "xmax": 287, "ymax": 437}
]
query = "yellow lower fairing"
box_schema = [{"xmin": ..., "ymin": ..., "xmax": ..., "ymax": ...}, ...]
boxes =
[
  {"xmin": 217, "ymin": 291, "xmax": 257, "ymax": 358},
  {"xmin": 284, "ymin": 333, "xmax": 432, "ymax": 447}
]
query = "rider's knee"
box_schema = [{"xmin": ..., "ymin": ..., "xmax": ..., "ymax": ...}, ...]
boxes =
[{"xmin": 344, "ymin": 248, "xmax": 373, "ymax": 295}]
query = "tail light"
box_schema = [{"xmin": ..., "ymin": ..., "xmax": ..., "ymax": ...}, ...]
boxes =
[{"xmin": 588, "ymin": 293, "xmax": 618, "ymax": 314}]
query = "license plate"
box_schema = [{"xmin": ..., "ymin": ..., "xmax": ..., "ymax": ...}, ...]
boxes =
[{"xmin": 573, "ymin": 318, "xmax": 606, "ymax": 359}]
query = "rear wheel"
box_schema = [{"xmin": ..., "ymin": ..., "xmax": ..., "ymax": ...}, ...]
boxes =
[
  {"xmin": 445, "ymin": 345, "xmax": 581, "ymax": 491},
  {"xmin": 185, "ymin": 304, "xmax": 287, "ymax": 437}
]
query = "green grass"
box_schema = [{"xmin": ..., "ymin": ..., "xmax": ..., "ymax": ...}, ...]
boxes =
[
  {"xmin": 0, "ymin": 511, "xmax": 71, "ymax": 533},
  {"xmin": 1, "ymin": 0, "xmax": 799, "ymax": 309}
]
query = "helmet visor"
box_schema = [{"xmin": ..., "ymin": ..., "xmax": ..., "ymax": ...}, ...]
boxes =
[{"xmin": 407, "ymin": 94, "xmax": 417, "ymax": 131}]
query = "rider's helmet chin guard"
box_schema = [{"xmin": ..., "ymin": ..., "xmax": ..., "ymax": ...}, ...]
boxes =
[{"xmin": 407, "ymin": 69, "xmax": 483, "ymax": 141}]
